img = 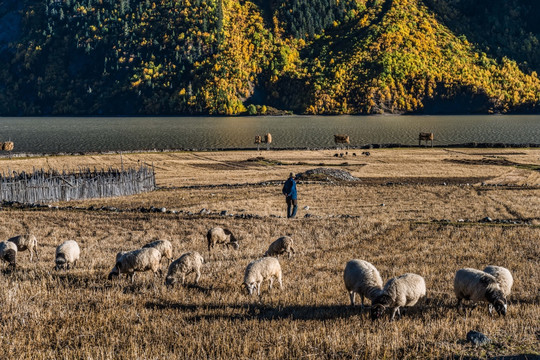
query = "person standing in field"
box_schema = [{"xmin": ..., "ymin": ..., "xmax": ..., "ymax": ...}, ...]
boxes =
[{"xmin": 282, "ymin": 172, "xmax": 298, "ymax": 218}]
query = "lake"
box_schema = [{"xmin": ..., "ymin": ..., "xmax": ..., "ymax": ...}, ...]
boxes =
[{"xmin": 0, "ymin": 115, "xmax": 539, "ymax": 154}]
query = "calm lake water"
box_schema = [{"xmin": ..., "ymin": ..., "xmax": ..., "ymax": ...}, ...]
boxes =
[{"xmin": 0, "ymin": 115, "xmax": 539, "ymax": 154}]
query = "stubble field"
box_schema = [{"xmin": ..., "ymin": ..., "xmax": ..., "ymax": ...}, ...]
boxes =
[{"xmin": 0, "ymin": 148, "xmax": 539, "ymax": 359}]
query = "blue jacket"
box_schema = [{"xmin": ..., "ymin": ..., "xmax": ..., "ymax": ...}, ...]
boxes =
[{"xmin": 282, "ymin": 178, "xmax": 297, "ymax": 200}]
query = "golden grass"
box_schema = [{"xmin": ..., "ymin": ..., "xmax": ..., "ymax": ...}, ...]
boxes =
[{"xmin": 0, "ymin": 149, "xmax": 539, "ymax": 359}]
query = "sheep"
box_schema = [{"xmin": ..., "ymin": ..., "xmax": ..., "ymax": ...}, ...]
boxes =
[
  {"xmin": 454, "ymin": 268, "xmax": 507, "ymax": 316},
  {"xmin": 165, "ymin": 251, "xmax": 204, "ymax": 287},
  {"xmin": 206, "ymin": 227, "xmax": 239, "ymax": 252},
  {"xmin": 371, "ymin": 273, "xmax": 426, "ymax": 320},
  {"xmin": 343, "ymin": 259, "xmax": 383, "ymax": 308},
  {"xmin": 8, "ymin": 234, "xmax": 39, "ymax": 261},
  {"xmin": 483, "ymin": 265, "xmax": 513, "ymax": 297},
  {"xmin": 116, "ymin": 251, "xmax": 128, "ymax": 262},
  {"xmin": 55, "ymin": 240, "xmax": 80, "ymax": 270},
  {"xmin": 243, "ymin": 257, "xmax": 282, "ymax": 296},
  {"xmin": 108, "ymin": 247, "xmax": 162, "ymax": 283},
  {"xmin": 143, "ymin": 239, "xmax": 173, "ymax": 265},
  {"xmin": 0, "ymin": 241, "xmax": 17, "ymax": 270},
  {"xmin": 264, "ymin": 236, "xmax": 295, "ymax": 259}
]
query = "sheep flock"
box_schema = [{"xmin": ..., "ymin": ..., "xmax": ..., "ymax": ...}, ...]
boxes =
[{"xmin": 0, "ymin": 231, "xmax": 518, "ymax": 321}]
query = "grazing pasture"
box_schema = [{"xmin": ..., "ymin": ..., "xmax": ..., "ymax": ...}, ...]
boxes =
[{"xmin": 0, "ymin": 149, "xmax": 539, "ymax": 359}]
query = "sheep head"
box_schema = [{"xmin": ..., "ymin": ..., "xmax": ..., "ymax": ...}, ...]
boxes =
[
  {"xmin": 165, "ymin": 276, "xmax": 176, "ymax": 287},
  {"xmin": 493, "ymin": 299, "xmax": 507, "ymax": 316},
  {"xmin": 224, "ymin": 229, "xmax": 239, "ymax": 249},
  {"xmin": 244, "ymin": 282, "xmax": 256, "ymax": 295},
  {"xmin": 108, "ymin": 264, "xmax": 120, "ymax": 280},
  {"xmin": 370, "ymin": 304, "xmax": 386, "ymax": 321}
]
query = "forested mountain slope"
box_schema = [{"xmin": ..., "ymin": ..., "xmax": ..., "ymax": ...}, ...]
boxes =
[{"xmin": 0, "ymin": 0, "xmax": 539, "ymax": 115}]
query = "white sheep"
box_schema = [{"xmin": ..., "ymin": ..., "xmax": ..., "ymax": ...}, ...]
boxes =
[
  {"xmin": 8, "ymin": 234, "xmax": 39, "ymax": 261},
  {"xmin": 483, "ymin": 265, "xmax": 513, "ymax": 297},
  {"xmin": 264, "ymin": 236, "xmax": 295, "ymax": 258},
  {"xmin": 207, "ymin": 227, "xmax": 239, "ymax": 252},
  {"xmin": 108, "ymin": 247, "xmax": 162, "ymax": 283},
  {"xmin": 243, "ymin": 257, "xmax": 282, "ymax": 296},
  {"xmin": 371, "ymin": 273, "xmax": 426, "ymax": 320},
  {"xmin": 454, "ymin": 268, "xmax": 507, "ymax": 316},
  {"xmin": 143, "ymin": 239, "xmax": 173, "ymax": 265},
  {"xmin": 0, "ymin": 241, "xmax": 17, "ymax": 270},
  {"xmin": 165, "ymin": 251, "xmax": 204, "ymax": 287},
  {"xmin": 343, "ymin": 259, "xmax": 383, "ymax": 308},
  {"xmin": 55, "ymin": 240, "xmax": 80, "ymax": 270}
]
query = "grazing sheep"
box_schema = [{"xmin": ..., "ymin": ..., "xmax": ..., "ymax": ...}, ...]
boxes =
[
  {"xmin": 0, "ymin": 241, "xmax": 17, "ymax": 270},
  {"xmin": 483, "ymin": 265, "xmax": 513, "ymax": 297},
  {"xmin": 55, "ymin": 240, "xmax": 80, "ymax": 270},
  {"xmin": 264, "ymin": 236, "xmax": 295, "ymax": 259},
  {"xmin": 371, "ymin": 273, "xmax": 426, "ymax": 320},
  {"xmin": 116, "ymin": 251, "xmax": 128, "ymax": 262},
  {"xmin": 206, "ymin": 227, "xmax": 239, "ymax": 252},
  {"xmin": 165, "ymin": 251, "xmax": 204, "ymax": 287},
  {"xmin": 454, "ymin": 268, "xmax": 507, "ymax": 316},
  {"xmin": 243, "ymin": 257, "xmax": 282, "ymax": 296},
  {"xmin": 343, "ymin": 260, "xmax": 383, "ymax": 308},
  {"xmin": 8, "ymin": 234, "xmax": 38, "ymax": 261},
  {"xmin": 143, "ymin": 240, "xmax": 173, "ymax": 265},
  {"xmin": 108, "ymin": 247, "xmax": 162, "ymax": 283}
]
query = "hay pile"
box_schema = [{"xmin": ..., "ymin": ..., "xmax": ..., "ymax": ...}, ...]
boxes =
[{"xmin": 295, "ymin": 168, "xmax": 359, "ymax": 182}]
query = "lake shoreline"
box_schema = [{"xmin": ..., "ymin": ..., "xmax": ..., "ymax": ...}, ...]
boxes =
[{"xmin": 2, "ymin": 142, "xmax": 540, "ymax": 159}]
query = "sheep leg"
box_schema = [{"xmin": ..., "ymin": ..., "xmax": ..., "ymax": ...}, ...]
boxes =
[
  {"xmin": 390, "ymin": 307, "xmax": 399, "ymax": 320},
  {"xmin": 182, "ymin": 274, "xmax": 186, "ymax": 285},
  {"xmin": 257, "ymin": 282, "xmax": 261, "ymax": 296},
  {"xmin": 488, "ymin": 304, "xmax": 494, "ymax": 316},
  {"xmin": 278, "ymin": 273, "xmax": 283, "ymax": 289},
  {"xmin": 349, "ymin": 292, "xmax": 355, "ymax": 306},
  {"xmin": 29, "ymin": 250, "xmax": 33, "ymax": 262},
  {"xmin": 469, "ymin": 302, "xmax": 478, "ymax": 317},
  {"xmin": 130, "ymin": 272, "xmax": 135, "ymax": 283},
  {"xmin": 269, "ymin": 277, "xmax": 274, "ymax": 290},
  {"xmin": 194, "ymin": 269, "xmax": 201, "ymax": 284},
  {"xmin": 456, "ymin": 298, "xmax": 464, "ymax": 314}
]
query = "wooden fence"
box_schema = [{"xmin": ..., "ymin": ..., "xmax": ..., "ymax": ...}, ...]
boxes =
[{"xmin": 0, "ymin": 165, "xmax": 155, "ymax": 204}]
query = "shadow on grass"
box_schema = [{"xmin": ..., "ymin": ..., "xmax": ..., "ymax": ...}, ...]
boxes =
[
  {"xmin": 145, "ymin": 301, "xmax": 370, "ymax": 321},
  {"xmin": 445, "ymin": 356, "xmax": 540, "ymax": 360}
]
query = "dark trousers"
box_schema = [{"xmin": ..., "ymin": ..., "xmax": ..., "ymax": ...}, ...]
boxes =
[{"xmin": 286, "ymin": 197, "xmax": 298, "ymax": 218}]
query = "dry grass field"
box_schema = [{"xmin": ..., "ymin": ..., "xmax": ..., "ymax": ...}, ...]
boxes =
[{"xmin": 0, "ymin": 148, "xmax": 539, "ymax": 359}]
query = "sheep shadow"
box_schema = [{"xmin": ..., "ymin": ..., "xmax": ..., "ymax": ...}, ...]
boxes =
[
  {"xmin": 165, "ymin": 283, "xmax": 214, "ymax": 294},
  {"xmin": 144, "ymin": 302, "xmax": 368, "ymax": 321},
  {"xmin": 442, "ymin": 355, "xmax": 540, "ymax": 360}
]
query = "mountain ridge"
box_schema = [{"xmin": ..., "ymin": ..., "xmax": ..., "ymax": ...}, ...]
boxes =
[{"xmin": 0, "ymin": 0, "xmax": 539, "ymax": 116}]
